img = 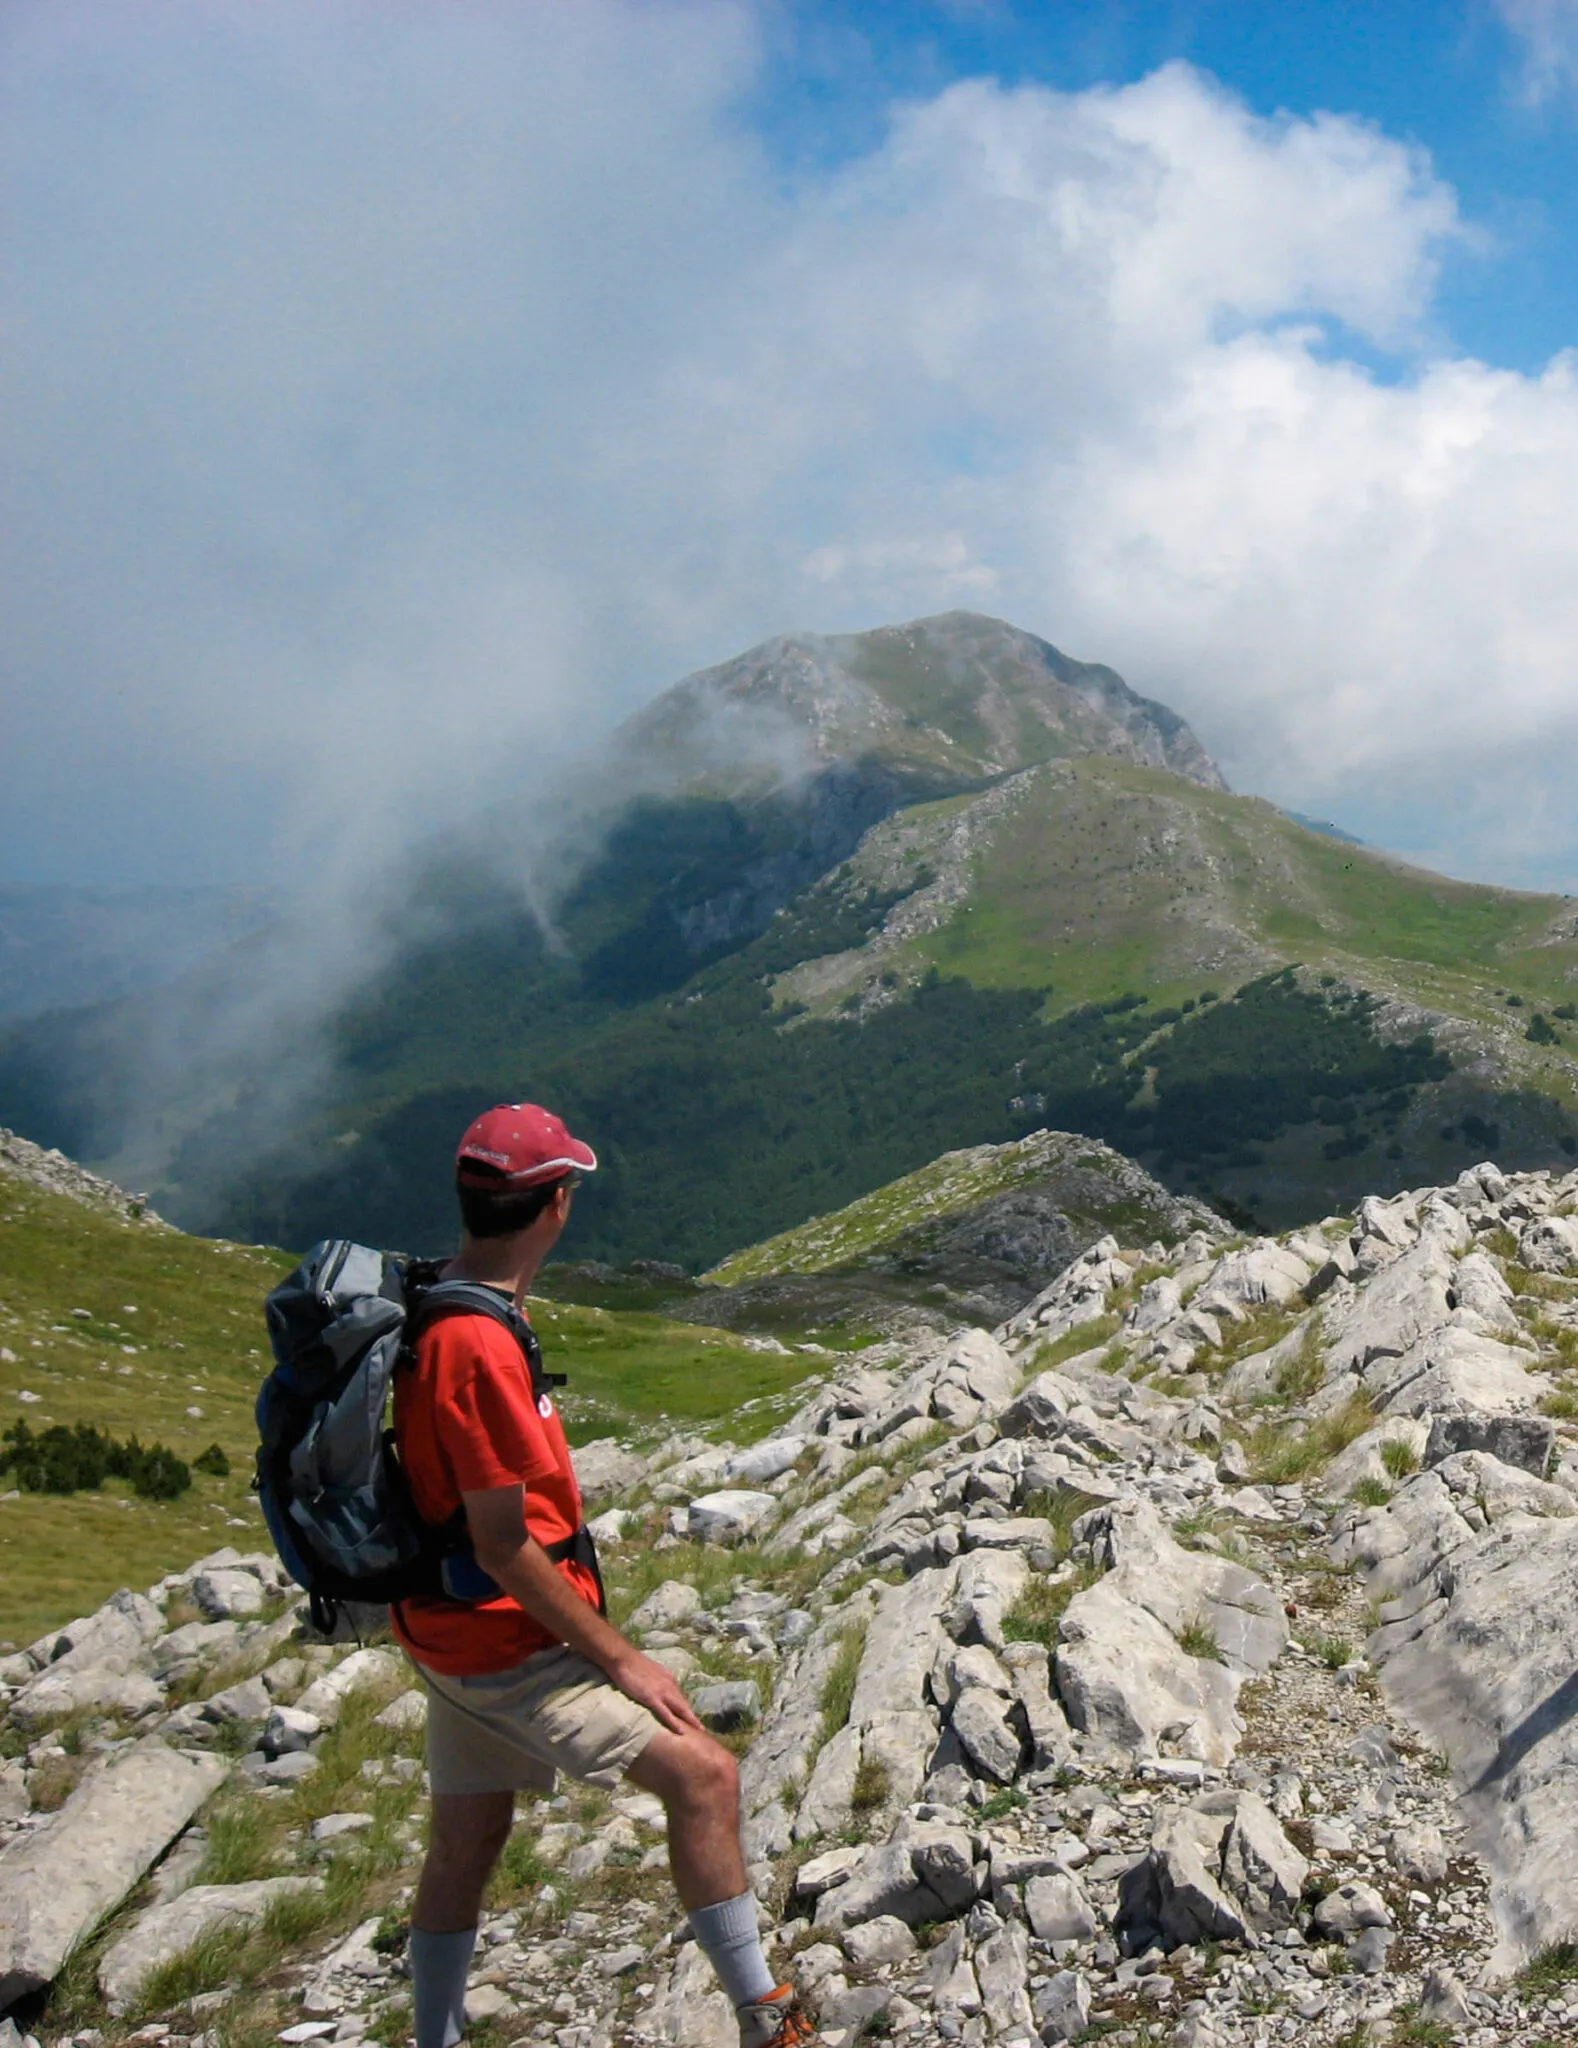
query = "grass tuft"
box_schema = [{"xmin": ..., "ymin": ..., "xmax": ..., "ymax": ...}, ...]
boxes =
[
  {"xmin": 1002, "ymin": 1565, "xmax": 1099, "ymax": 1648},
  {"xmin": 1380, "ymin": 1438, "xmax": 1420, "ymax": 1480},
  {"xmin": 818, "ymin": 1624, "xmax": 867, "ymax": 1744},
  {"xmin": 1177, "ymin": 1615, "xmax": 1223, "ymax": 1663},
  {"xmin": 1248, "ymin": 1392, "xmax": 1376, "ymax": 1484}
]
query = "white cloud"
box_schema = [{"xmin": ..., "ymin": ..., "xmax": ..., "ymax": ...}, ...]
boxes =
[
  {"xmin": 1495, "ymin": 0, "xmax": 1578, "ymax": 102},
  {"xmin": 5, "ymin": 1, "xmax": 1578, "ymax": 916}
]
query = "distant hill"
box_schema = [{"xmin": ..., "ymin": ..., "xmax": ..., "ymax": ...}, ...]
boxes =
[
  {"xmin": 0, "ymin": 883, "xmax": 277, "ymax": 1022},
  {"xmin": 3, "ymin": 610, "xmax": 1578, "ymax": 1263}
]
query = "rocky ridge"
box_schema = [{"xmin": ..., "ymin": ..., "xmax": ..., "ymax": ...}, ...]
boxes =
[
  {"xmin": 0, "ymin": 1127, "xmax": 161, "ymax": 1228},
  {"xmin": 9, "ymin": 1164, "xmax": 1578, "ymax": 2045}
]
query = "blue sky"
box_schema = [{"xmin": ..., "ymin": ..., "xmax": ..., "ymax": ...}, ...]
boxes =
[
  {"xmin": 5, "ymin": 0, "xmax": 1578, "ymax": 898},
  {"xmin": 760, "ymin": 1, "xmax": 1578, "ymax": 371}
]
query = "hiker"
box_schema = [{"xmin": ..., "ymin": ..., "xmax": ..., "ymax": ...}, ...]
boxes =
[{"xmin": 390, "ymin": 1102, "xmax": 815, "ymax": 2048}]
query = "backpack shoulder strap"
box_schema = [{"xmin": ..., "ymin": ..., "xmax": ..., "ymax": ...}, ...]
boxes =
[{"xmin": 405, "ymin": 1280, "xmax": 567, "ymax": 1398}]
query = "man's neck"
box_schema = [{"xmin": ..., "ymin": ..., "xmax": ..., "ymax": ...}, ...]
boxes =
[{"xmin": 443, "ymin": 1235, "xmax": 543, "ymax": 1307}]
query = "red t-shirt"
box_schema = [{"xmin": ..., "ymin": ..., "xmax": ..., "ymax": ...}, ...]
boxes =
[{"xmin": 389, "ymin": 1302, "xmax": 599, "ymax": 1675}]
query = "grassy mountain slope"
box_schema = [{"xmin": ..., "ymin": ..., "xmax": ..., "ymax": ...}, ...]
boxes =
[
  {"xmin": 0, "ymin": 1151, "xmax": 823, "ymax": 1644},
  {"xmin": 5, "ymin": 611, "xmax": 1578, "ymax": 1265},
  {"xmin": 708, "ymin": 1129, "xmax": 1220, "ymax": 1285}
]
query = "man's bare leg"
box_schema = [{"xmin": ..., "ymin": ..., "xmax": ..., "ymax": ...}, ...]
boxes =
[
  {"xmin": 626, "ymin": 1723, "xmax": 748, "ymax": 1907},
  {"xmin": 410, "ymin": 1790, "xmax": 515, "ymax": 2048},
  {"xmin": 627, "ymin": 1726, "xmax": 793, "ymax": 2033}
]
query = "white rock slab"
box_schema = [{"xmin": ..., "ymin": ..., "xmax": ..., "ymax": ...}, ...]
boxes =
[
  {"xmin": 99, "ymin": 1876, "xmax": 320, "ymax": 2012},
  {"xmin": 0, "ymin": 1738, "xmax": 228, "ymax": 2005}
]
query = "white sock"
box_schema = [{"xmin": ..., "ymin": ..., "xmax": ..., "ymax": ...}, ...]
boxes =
[
  {"xmin": 687, "ymin": 1891, "xmax": 777, "ymax": 2009},
  {"xmin": 410, "ymin": 1924, "xmax": 478, "ymax": 2048}
]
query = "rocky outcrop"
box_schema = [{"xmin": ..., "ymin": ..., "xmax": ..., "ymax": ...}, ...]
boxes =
[{"xmin": 14, "ymin": 1154, "xmax": 1578, "ymax": 2048}]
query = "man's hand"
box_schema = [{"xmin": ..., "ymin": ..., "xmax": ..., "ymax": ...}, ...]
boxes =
[{"xmin": 604, "ymin": 1646, "xmax": 705, "ymax": 1735}]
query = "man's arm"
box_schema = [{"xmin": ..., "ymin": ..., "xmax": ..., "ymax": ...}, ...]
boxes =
[{"xmin": 462, "ymin": 1483, "xmax": 703, "ymax": 1735}]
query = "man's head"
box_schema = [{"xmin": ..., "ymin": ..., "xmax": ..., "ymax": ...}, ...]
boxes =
[{"xmin": 454, "ymin": 1102, "xmax": 597, "ymax": 1245}]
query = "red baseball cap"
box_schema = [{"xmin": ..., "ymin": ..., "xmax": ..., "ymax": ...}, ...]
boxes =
[{"xmin": 454, "ymin": 1103, "xmax": 598, "ymax": 1190}]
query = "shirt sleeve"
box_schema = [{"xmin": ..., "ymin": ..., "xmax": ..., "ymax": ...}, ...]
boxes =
[{"xmin": 427, "ymin": 1318, "xmax": 561, "ymax": 1495}]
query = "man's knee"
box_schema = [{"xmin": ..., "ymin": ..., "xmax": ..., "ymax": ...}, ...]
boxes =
[{"xmin": 634, "ymin": 1728, "xmax": 740, "ymax": 1812}]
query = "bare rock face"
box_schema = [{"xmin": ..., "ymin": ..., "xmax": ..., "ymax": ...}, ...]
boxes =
[
  {"xmin": 1368, "ymin": 1510, "xmax": 1578, "ymax": 1974},
  {"xmin": 0, "ymin": 1740, "xmax": 229, "ymax": 2006}
]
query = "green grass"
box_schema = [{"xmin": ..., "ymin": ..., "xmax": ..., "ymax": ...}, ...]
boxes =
[
  {"xmin": 1380, "ymin": 1438, "xmax": 1420, "ymax": 1481},
  {"xmin": 1001, "ymin": 1565, "xmax": 1099, "ymax": 1647},
  {"xmin": 0, "ymin": 1173, "xmax": 293, "ymax": 1643},
  {"xmin": 1521, "ymin": 1940, "xmax": 1578, "ymax": 1994},
  {"xmin": 0, "ymin": 1168, "xmax": 828, "ymax": 1642},
  {"xmin": 1247, "ymin": 1393, "xmax": 1376, "ymax": 1486},
  {"xmin": 1177, "ymin": 1616, "xmax": 1223, "ymax": 1663},
  {"xmin": 1300, "ymin": 1631, "xmax": 1354, "ymax": 1670},
  {"xmin": 1350, "ymin": 1477, "xmax": 1393, "ymax": 1507},
  {"xmin": 819, "ymin": 1624, "xmax": 868, "ymax": 1743}
]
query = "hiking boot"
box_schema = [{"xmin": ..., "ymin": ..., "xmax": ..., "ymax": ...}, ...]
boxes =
[{"xmin": 736, "ymin": 1985, "xmax": 820, "ymax": 2048}]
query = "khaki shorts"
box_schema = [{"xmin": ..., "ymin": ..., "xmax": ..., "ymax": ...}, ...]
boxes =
[{"xmin": 411, "ymin": 1645, "xmax": 660, "ymax": 1798}]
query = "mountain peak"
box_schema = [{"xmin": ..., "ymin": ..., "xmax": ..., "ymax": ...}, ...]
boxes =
[{"xmin": 629, "ymin": 610, "xmax": 1226, "ymax": 794}]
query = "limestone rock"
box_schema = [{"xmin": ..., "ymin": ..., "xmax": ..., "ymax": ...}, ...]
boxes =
[
  {"xmin": 569, "ymin": 1437, "xmax": 647, "ymax": 1502},
  {"xmin": 1311, "ymin": 1880, "xmax": 1392, "ymax": 1936},
  {"xmin": 1034, "ymin": 1969, "xmax": 1091, "ymax": 2043},
  {"xmin": 0, "ymin": 1738, "xmax": 229, "ymax": 2006},
  {"xmin": 98, "ymin": 1876, "xmax": 321, "ymax": 2012},
  {"xmin": 691, "ymin": 1681, "xmax": 760, "ymax": 1732},
  {"xmin": 724, "ymin": 1438, "xmax": 806, "ymax": 1486},
  {"xmin": 1424, "ymin": 1410, "xmax": 1556, "ymax": 1477},
  {"xmin": 190, "ymin": 1569, "xmax": 265, "ymax": 1621},
  {"xmin": 973, "ymin": 1919, "xmax": 1034, "ymax": 2037},
  {"xmin": 1024, "ymin": 1871, "xmax": 1097, "ymax": 1943},
  {"xmin": 630, "ymin": 1580, "xmax": 704, "ymax": 1632},
  {"xmin": 1518, "ymin": 1213, "xmax": 1578, "ymax": 1274},
  {"xmin": 293, "ymin": 1648, "xmax": 403, "ymax": 1726},
  {"xmin": 687, "ymin": 1491, "xmax": 777, "ymax": 1543}
]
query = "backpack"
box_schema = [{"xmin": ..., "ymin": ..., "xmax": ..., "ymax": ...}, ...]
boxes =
[{"xmin": 256, "ymin": 1239, "xmax": 603, "ymax": 1635}]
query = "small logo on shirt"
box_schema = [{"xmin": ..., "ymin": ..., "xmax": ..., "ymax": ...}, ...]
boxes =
[{"xmin": 538, "ymin": 1394, "xmax": 554, "ymax": 1419}]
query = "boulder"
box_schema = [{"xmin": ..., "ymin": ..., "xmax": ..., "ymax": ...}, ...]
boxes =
[
  {"xmin": 1424, "ymin": 1411, "xmax": 1556, "ymax": 1478},
  {"xmin": 1195, "ymin": 1241, "xmax": 1312, "ymax": 1311},
  {"xmin": 687, "ymin": 1491, "xmax": 777, "ymax": 1543},
  {"xmin": 263, "ymin": 1705, "xmax": 322, "ymax": 1757},
  {"xmin": 1034, "ymin": 1970, "xmax": 1091, "ymax": 2043},
  {"xmin": 98, "ymin": 1876, "xmax": 321, "ymax": 2012},
  {"xmin": 1518, "ymin": 1214, "xmax": 1578, "ymax": 1274},
  {"xmin": 569, "ymin": 1438, "xmax": 647, "ymax": 1502},
  {"xmin": 293, "ymin": 1647, "xmax": 404, "ymax": 1726},
  {"xmin": 650, "ymin": 1939, "xmax": 736, "ymax": 2048},
  {"xmin": 974, "ymin": 1920, "xmax": 1034, "ymax": 2037},
  {"xmin": 189, "ymin": 1570, "xmax": 265, "ymax": 1621},
  {"xmin": 630, "ymin": 1581, "xmax": 704, "ymax": 1632},
  {"xmin": 812, "ymin": 1842, "xmax": 945, "ymax": 1934},
  {"xmin": 0, "ymin": 1738, "xmax": 229, "ymax": 2006},
  {"xmin": 373, "ymin": 1690, "xmax": 426, "ymax": 1733},
  {"xmin": 1311, "ymin": 1880, "xmax": 1392, "ymax": 1937},
  {"xmin": 1077, "ymin": 1497, "xmax": 1286, "ymax": 1675},
  {"xmin": 949, "ymin": 1687, "xmax": 1024, "ymax": 1784},
  {"xmin": 1056, "ymin": 1580, "xmax": 1242, "ymax": 1766},
  {"xmin": 724, "ymin": 1439, "xmax": 806, "ymax": 1486},
  {"xmin": 201, "ymin": 1676, "xmax": 271, "ymax": 1724},
  {"xmin": 1117, "ymin": 1791, "xmax": 1307, "ymax": 1952},
  {"xmin": 840, "ymin": 1916, "xmax": 915, "ymax": 1967},
  {"xmin": 997, "ymin": 1369, "xmax": 1079, "ymax": 1441},
  {"xmin": 9, "ymin": 1667, "xmax": 165, "ymax": 1732},
  {"xmin": 691, "ymin": 1682, "xmax": 760, "ymax": 1733},
  {"xmin": 1363, "ymin": 1326, "xmax": 1547, "ymax": 1420},
  {"xmin": 1024, "ymin": 1871, "xmax": 1097, "ymax": 1943}
]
